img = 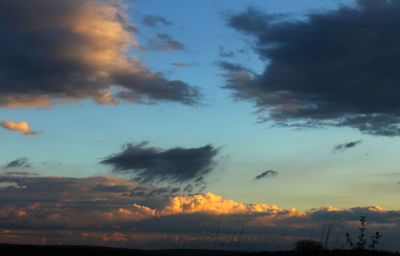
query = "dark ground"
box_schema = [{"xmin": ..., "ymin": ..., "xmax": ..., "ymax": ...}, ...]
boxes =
[{"xmin": 0, "ymin": 244, "xmax": 398, "ymax": 256}]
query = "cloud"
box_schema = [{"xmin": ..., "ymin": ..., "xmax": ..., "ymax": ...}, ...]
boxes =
[
  {"xmin": 101, "ymin": 142, "xmax": 219, "ymax": 186},
  {"xmin": 0, "ymin": 175, "xmax": 400, "ymax": 250},
  {"xmin": 0, "ymin": 175, "xmax": 157, "ymax": 229},
  {"xmin": 219, "ymin": 46, "xmax": 235, "ymax": 58},
  {"xmin": 255, "ymin": 170, "xmax": 278, "ymax": 180},
  {"xmin": 333, "ymin": 140, "xmax": 363, "ymax": 153},
  {"xmin": 4, "ymin": 158, "xmax": 31, "ymax": 169},
  {"xmin": 0, "ymin": 121, "xmax": 37, "ymax": 135},
  {"xmin": 224, "ymin": 1, "xmax": 400, "ymax": 136},
  {"xmin": 146, "ymin": 33, "xmax": 185, "ymax": 51},
  {"xmin": 160, "ymin": 192, "xmax": 280, "ymax": 216},
  {"xmin": 171, "ymin": 62, "xmax": 197, "ymax": 68},
  {"xmin": 142, "ymin": 15, "xmax": 172, "ymax": 27},
  {"xmin": 0, "ymin": 0, "xmax": 199, "ymax": 108},
  {"xmin": 2, "ymin": 174, "xmax": 400, "ymax": 250},
  {"xmin": 2, "ymin": 171, "xmax": 39, "ymax": 178}
]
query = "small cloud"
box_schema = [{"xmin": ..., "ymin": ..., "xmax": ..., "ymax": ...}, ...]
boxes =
[
  {"xmin": 255, "ymin": 170, "xmax": 278, "ymax": 180},
  {"xmin": 333, "ymin": 140, "xmax": 362, "ymax": 153},
  {"xmin": 3, "ymin": 171, "xmax": 38, "ymax": 177},
  {"xmin": 4, "ymin": 158, "xmax": 31, "ymax": 169},
  {"xmin": 142, "ymin": 15, "xmax": 172, "ymax": 27},
  {"xmin": 146, "ymin": 33, "xmax": 185, "ymax": 51},
  {"xmin": 219, "ymin": 46, "xmax": 235, "ymax": 58},
  {"xmin": 0, "ymin": 121, "xmax": 38, "ymax": 135},
  {"xmin": 171, "ymin": 62, "xmax": 197, "ymax": 68}
]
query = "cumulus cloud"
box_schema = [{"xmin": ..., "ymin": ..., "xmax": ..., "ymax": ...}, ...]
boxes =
[
  {"xmin": 4, "ymin": 158, "xmax": 31, "ymax": 169},
  {"xmin": 1, "ymin": 174, "xmax": 400, "ymax": 250},
  {"xmin": 224, "ymin": 1, "xmax": 400, "ymax": 136},
  {"xmin": 333, "ymin": 140, "xmax": 363, "ymax": 153},
  {"xmin": 142, "ymin": 15, "xmax": 172, "ymax": 27},
  {"xmin": 160, "ymin": 192, "xmax": 280, "ymax": 216},
  {"xmin": 255, "ymin": 170, "xmax": 278, "ymax": 180},
  {"xmin": 0, "ymin": 121, "xmax": 37, "ymax": 135},
  {"xmin": 101, "ymin": 142, "xmax": 219, "ymax": 187},
  {"xmin": 0, "ymin": 0, "xmax": 199, "ymax": 108},
  {"xmin": 146, "ymin": 33, "xmax": 185, "ymax": 51}
]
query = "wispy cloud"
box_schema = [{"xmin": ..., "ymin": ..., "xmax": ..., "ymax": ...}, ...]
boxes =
[
  {"xmin": 146, "ymin": 33, "xmax": 185, "ymax": 51},
  {"xmin": 333, "ymin": 140, "xmax": 362, "ymax": 153},
  {"xmin": 4, "ymin": 158, "xmax": 31, "ymax": 169},
  {"xmin": 255, "ymin": 170, "xmax": 278, "ymax": 180},
  {"xmin": 171, "ymin": 62, "xmax": 197, "ymax": 68},
  {"xmin": 219, "ymin": 46, "xmax": 235, "ymax": 58},
  {"xmin": 142, "ymin": 15, "xmax": 172, "ymax": 27}
]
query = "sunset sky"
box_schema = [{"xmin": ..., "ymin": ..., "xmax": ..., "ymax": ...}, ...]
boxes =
[{"xmin": 1, "ymin": 0, "xmax": 400, "ymax": 251}]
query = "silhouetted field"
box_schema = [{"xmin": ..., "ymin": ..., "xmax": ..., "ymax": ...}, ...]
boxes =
[{"xmin": 0, "ymin": 244, "xmax": 398, "ymax": 256}]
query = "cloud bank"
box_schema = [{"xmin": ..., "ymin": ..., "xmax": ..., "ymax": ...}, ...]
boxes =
[
  {"xmin": 224, "ymin": 1, "xmax": 400, "ymax": 136},
  {"xmin": 0, "ymin": 0, "xmax": 199, "ymax": 108},
  {"xmin": 1, "ymin": 174, "xmax": 400, "ymax": 250}
]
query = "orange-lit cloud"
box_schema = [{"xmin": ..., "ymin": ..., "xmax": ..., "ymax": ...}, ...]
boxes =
[
  {"xmin": 160, "ymin": 192, "xmax": 280, "ymax": 215},
  {"xmin": 0, "ymin": 0, "xmax": 198, "ymax": 108},
  {"xmin": 0, "ymin": 121, "xmax": 37, "ymax": 135},
  {"xmin": 0, "ymin": 174, "xmax": 398, "ymax": 251}
]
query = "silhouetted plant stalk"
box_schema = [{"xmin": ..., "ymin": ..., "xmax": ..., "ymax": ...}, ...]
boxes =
[
  {"xmin": 346, "ymin": 216, "xmax": 381, "ymax": 250},
  {"xmin": 319, "ymin": 214, "xmax": 342, "ymax": 250}
]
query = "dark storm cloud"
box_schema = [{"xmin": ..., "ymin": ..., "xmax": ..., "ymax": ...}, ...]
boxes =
[
  {"xmin": 0, "ymin": 0, "xmax": 198, "ymax": 108},
  {"xmin": 333, "ymin": 140, "xmax": 362, "ymax": 153},
  {"xmin": 4, "ymin": 158, "xmax": 31, "ymax": 169},
  {"xmin": 142, "ymin": 15, "xmax": 172, "ymax": 27},
  {"xmin": 146, "ymin": 33, "xmax": 185, "ymax": 51},
  {"xmin": 101, "ymin": 142, "xmax": 219, "ymax": 184},
  {"xmin": 225, "ymin": 1, "xmax": 400, "ymax": 136},
  {"xmin": 255, "ymin": 170, "xmax": 278, "ymax": 180}
]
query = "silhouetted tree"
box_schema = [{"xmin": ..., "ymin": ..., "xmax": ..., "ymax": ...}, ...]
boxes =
[{"xmin": 346, "ymin": 216, "xmax": 381, "ymax": 250}]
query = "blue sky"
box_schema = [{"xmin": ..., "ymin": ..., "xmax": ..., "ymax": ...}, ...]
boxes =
[{"xmin": 2, "ymin": 0, "xmax": 400, "ymax": 210}]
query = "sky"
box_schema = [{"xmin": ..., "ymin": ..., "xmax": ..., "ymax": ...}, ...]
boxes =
[{"xmin": 1, "ymin": 0, "xmax": 400, "ymax": 251}]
